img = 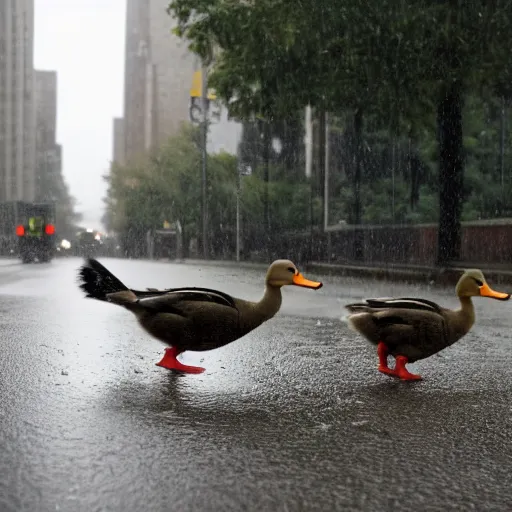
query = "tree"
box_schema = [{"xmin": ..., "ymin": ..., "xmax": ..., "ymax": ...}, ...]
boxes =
[
  {"xmin": 104, "ymin": 124, "xmax": 240, "ymax": 257},
  {"xmin": 168, "ymin": 0, "xmax": 435, "ymax": 252},
  {"xmin": 168, "ymin": 0, "xmax": 512, "ymax": 265},
  {"xmin": 104, "ymin": 125, "xmax": 201, "ymax": 256},
  {"xmin": 409, "ymin": 1, "xmax": 512, "ymax": 264}
]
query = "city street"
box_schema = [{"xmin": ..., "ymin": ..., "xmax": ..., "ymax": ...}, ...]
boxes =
[{"xmin": 0, "ymin": 257, "xmax": 511, "ymax": 511}]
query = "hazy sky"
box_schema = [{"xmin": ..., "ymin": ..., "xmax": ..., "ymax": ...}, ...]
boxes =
[{"xmin": 34, "ymin": 0, "xmax": 126, "ymax": 229}]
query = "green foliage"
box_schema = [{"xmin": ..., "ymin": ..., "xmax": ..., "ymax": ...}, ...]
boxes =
[
  {"xmin": 105, "ymin": 125, "xmax": 202, "ymax": 244},
  {"xmin": 322, "ymin": 91, "xmax": 512, "ymax": 226},
  {"xmin": 239, "ymin": 175, "xmax": 312, "ymax": 231},
  {"xmin": 168, "ymin": 3, "xmax": 512, "ymax": 151},
  {"xmin": 103, "ymin": 93, "xmax": 512, "ymax": 257},
  {"xmin": 144, "ymin": 1, "xmax": 512, "ymax": 262},
  {"xmin": 168, "ymin": 0, "xmax": 434, "ymax": 124},
  {"xmin": 104, "ymin": 124, "xmax": 315, "ymax": 256}
]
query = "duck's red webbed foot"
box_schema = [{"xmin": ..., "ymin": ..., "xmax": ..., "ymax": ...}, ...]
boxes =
[
  {"xmin": 377, "ymin": 342, "xmax": 396, "ymax": 376},
  {"xmin": 155, "ymin": 347, "xmax": 205, "ymax": 374},
  {"xmin": 394, "ymin": 355, "xmax": 422, "ymax": 381},
  {"xmin": 376, "ymin": 343, "xmax": 422, "ymax": 381}
]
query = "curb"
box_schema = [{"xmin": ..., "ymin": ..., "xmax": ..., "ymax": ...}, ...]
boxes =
[
  {"xmin": 305, "ymin": 263, "xmax": 512, "ymax": 287},
  {"xmin": 177, "ymin": 259, "xmax": 269, "ymax": 271},
  {"xmin": 176, "ymin": 258, "xmax": 512, "ymax": 288}
]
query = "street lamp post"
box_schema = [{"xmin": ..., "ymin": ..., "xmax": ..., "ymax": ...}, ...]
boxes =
[
  {"xmin": 236, "ymin": 165, "xmax": 241, "ymax": 262},
  {"xmin": 235, "ymin": 163, "xmax": 252, "ymax": 262},
  {"xmin": 189, "ymin": 66, "xmax": 221, "ymax": 260},
  {"xmin": 200, "ymin": 65, "xmax": 208, "ymax": 259}
]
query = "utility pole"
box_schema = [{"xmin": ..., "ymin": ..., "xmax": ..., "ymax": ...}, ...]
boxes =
[
  {"xmin": 201, "ymin": 65, "xmax": 208, "ymax": 259},
  {"xmin": 318, "ymin": 108, "xmax": 326, "ymax": 231},
  {"xmin": 500, "ymin": 95, "xmax": 506, "ymax": 189},
  {"xmin": 189, "ymin": 66, "xmax": 220, "ymax": 259},
  {"xmin": 235, "ymin": 162, "xmax": 251, "ymax": 262},
  {"xmin": 262, "ymin": 120, "xmax": 271, "ymax": 232},
  {"xmin": 323, "ymin": 111, "xmax": 329, "ymax": 232},
  {"xmin": 236, "ymin": 163, "xmax": 241, "ymax": 262}
]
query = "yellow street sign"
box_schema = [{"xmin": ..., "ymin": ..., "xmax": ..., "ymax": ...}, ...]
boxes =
[
  {"xmin": 163, "ymin": 220, "xmax": 171, "ymax": 229},
  {"xmin": 189, "ymin": 70, "xmax": 201, "ymax": 97},
  {"xmin": 189, "ymin": 70, "xmax": 217, "ymax": 100}
]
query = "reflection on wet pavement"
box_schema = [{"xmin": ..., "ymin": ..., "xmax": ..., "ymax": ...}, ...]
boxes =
[{"xmin": 0, "ymin": 257, "xmax": 511, "ymax": 511}]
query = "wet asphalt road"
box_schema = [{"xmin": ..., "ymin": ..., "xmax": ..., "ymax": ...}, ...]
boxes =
[{"xmin": 0, "ymin": 257, "xmax": 511, "ymax": 512}]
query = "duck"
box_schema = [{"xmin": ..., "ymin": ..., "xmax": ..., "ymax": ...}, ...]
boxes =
[
  {"xmin": 77, "ymin": 258, "xmax": 323, "ymax": 374},
  {"xmin": 344, "ymin": 269, "xmax": 510, "ymax": 381}
]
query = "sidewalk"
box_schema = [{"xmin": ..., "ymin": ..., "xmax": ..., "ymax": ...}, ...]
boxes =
[{"xmin": 177, "ymin": 258, "xmax": 512, "ymax": 287}]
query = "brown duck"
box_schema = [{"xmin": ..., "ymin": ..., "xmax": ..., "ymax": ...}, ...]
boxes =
[
  {"xmin": 344, "ymin": 269, "xmax": 510, "ymax": 381},
  {"xmin": 78, "ymin": 258, "xmax": 322, "ymax": 374}
]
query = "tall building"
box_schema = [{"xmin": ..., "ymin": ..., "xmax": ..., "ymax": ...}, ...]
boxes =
[
  {"xmin": 34, "ymin": 70, "xmax": 62, "ymax": 201},
  {"xmin": 35, "ymin": 71, "xmax": 56, "ymax": 147},
  {"xmin": 122, "ymin": 0, "xmax": 151, "ymax": 163},
  {"xmin": 112, "ymin": 117, "xmax": 125, "ymax": 166},
  {"xmin": 0, "ymin": 0, "xmax": 36, "ymax": 202},
  {"xmin": 115, "ymin": 0, "xmax": 242, "ymax": 165},
  {"xmin": 118, "ymin": 0, "xmax": 196, "ymax": 164},
  {"xmin": 148, "ymin": 0, "xmax": 197, "ymax": 149}
]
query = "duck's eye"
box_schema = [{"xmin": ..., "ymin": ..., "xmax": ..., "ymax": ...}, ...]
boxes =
[
  {"xmin": 473, "ymin": 278, "xmax": 484, "ymax": 287},
  {"xmin": 287, "ymin": 267, "xmax": 295, "ymax": 273}
]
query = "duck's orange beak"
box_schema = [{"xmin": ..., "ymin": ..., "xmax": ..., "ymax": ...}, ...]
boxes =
[
  {"xmin": 292, "ymin": 273, "xmax": 323, "ymax": 290},
  {"xmin": 479, "ymin": 283, "xmax": 511, "ymax": 301}
]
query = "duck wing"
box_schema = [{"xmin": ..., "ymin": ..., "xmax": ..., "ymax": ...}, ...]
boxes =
[
  {"xmin": 134, "ymin": 287, "xmax": 242, "ymax": 351},
  {"xmin": 346, "ymin": 297, "xmax": 443, "ymax": 314},
  {"xmin": 135, "ymin": 287, "xmax": 238, "ymax": 316},
  {"xmin": 374, "ymin": 307, "xmax": 449, "ymax": 359},
  {"xmin": 366, "ymin": 297, "xmax": 443, "ymax": 313}
]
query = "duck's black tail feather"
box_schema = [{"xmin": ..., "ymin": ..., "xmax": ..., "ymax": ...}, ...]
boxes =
[{"xmin": 78, "ymin": 259, "xmax": 137, "ymax": 305}]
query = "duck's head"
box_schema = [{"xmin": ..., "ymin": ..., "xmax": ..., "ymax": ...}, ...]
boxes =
[
  {"xmin": 455, "ymin": 269, "xmax": 510, "ymax": 300},
  {"xmin": 265, "ymin": 259, "xmax": 323, "ymax": 290}
]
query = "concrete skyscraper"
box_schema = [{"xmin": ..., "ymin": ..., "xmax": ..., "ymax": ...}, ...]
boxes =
[
  {"xmin": 112, "ymin": 117, "xmax": 126, "ymax": 166},
  {"xmin": 34, "ymin": 70, "xmax": 63, "ymax": 202},
  {"xmin": 0, "ymin": 0, "xmax": 36, "ymax": 202},
  {"xmin": 113, "ymin": 0, "xmax": 196, "ymax": 165},
  {"xmin": 112, "ymin": 0, "xmax": 242, "ymax": 166}
]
